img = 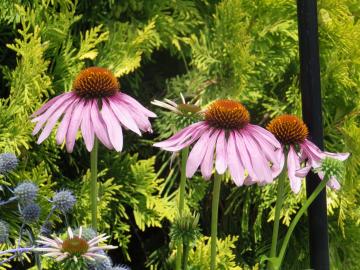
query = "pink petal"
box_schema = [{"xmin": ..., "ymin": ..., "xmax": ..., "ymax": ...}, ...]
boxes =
[
  {"xmin": 186, "ymin": 129, "xmax": 212, "ymax": 178},
  {"xmin": 215, "ymin": 130, "xmax": 227, "ymax": 174},
  {"xmin": 234, "ymin": 132, "xmax": 257, "ymax": 180},
  {"xmin": 81, "ymin": 101, "xmax": 95, "ymax": 152},
  {"xmin": 109, "ymin": 97, "xmax": 141, "ymax": 135},
  {"xmin": 324, "ymin": 151, "xmax": 350, "ymax": 161},
  {"xmin": 300, "ymin": 140, "xmax": 324, "ymax": 167},
  {"xmin": 242, "ymin": 130, "xmax": 273, "ymax": 184},
  {"xmin": 296, "ymin": 166, "xmax": 311, "ymax": 178},
  {"xmin": 56, "ymin": 98, "xmax": 80, "ymax": 145},
  {"xmin": 101, "ymin": 100, "xmax": 124, "ymax": 152},
  {"xmin": 245, "ymin": 124, "xmax": 281, "ymax": 148},
  {"xmin": 32, "ymin": 93, "xmax": 75, "ymax": 135},
  {"xmin": 227, "ymin": 131, "xmax": 245, "ymax": 186},
  {"xmin": 36, "ymin": 97, "xmax": 75, "ymax": 144},
  {"xmin": 90, "ymin": 101, "xmax": 113, "ymax": 149},
  {"xmin": 117, "ymin": 93, "xmax": 156, "ymax": 118},
  {"xmin": 287, "ymin": 145, "xmax": 302, "ymax": 193},
  {"xmin": 31, "ymin": 93, "xmax": 67, "ymax": 117},
  {"xmin": 66, "ymin": 99, "xmax": 86, "ymax": 152},
  {"xmin": 327, "ymin": 177, "xmax": 341, "ymax": 190},
  {"xmin": 201, "ymin": 130, "xmax": 220, "ymax": 179}
]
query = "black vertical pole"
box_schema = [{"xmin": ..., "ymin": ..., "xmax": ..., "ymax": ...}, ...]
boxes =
[{"xmin": 296, "ymin": 1, "xmax": 330, "ymax": 270}]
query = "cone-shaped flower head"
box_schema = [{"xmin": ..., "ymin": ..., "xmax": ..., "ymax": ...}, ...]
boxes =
[
  {"xmin": 21, "ymin": 203, "xmax": 41, "ymax": 223},
  {"xmin": 14, "ymin": 182, "xmax": 38, "ymax": 204},
  {"xmin": 154, "ymin": 99, "xmax": 282, "ymax": 186},
  {"xmin": 52, "ymin": 190, "xmax": 76, "ymax": 213},
  {"xmin": 34, "ymin": 226, "xmax": 117, "ymax": 263},
  {"xmin": 0, "ymin": 153, "xmax": 18, "ymax": 174},
  {"xmin": 267, "ymin": 115, "xmax": 349, "ymax": 193},
  {"xmin": 32, "ymin": 67, "xmax": 156, "ymax": 153}
]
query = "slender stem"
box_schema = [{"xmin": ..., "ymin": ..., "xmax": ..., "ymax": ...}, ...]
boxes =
[
  {"xmin": 277, "ymin": 176, "xmax": 329, "ymax": 267},
  {"xmin": 182, "ymin": 242, "xmax": 190, "ymax": 270},
  {"xmin": 210, "ymin": 173, "xmax": 222, "ymax": 270},
  {"xmin": 176, "ymin": 147, "xmax": 189, "ymax": 270},
  {"xmin": 268, "ymin": 168, "xmax": 287, "ymax": 269},
  {"xmin": 90, "ymin": 138, "xmax": 99, "ymax": 230}
]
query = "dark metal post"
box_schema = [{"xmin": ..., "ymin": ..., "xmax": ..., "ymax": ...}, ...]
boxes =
[{"xmin": 296, "ymin": 0, "xmax": 330, "ymax": 269}]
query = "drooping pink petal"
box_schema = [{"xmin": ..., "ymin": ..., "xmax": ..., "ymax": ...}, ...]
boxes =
[
  {"xmin": 327, "ymin": 177, "xmax": 341, "ymax": 190},
  {"xmin": 108, "ymin": 97, "xmax": 141, "ymax": 135},
  {"xmin": 162, "ymin": 125, "xmax": 208, "ymax": 152},
  {"xmin": 56, "ymin": 98, "xmax": 80, "ymax": 145},
  {"xmin": 80, "ymin": 101, "xmax": 95, "ymax": 152},
  {"xmin": 242, "ymin": 130, "xmax": 273, "ymax": 184},
  {"xmin": 101, "ymin": 100, "xmax": 124, "ymax": 152},
  {"xmin": 117, "ymin": 92, "xmax": 156, "ymax": 118},
  {"xmin": 245, "ymin": 124, "xmax": 281, "ymax": 148},
  {"xmin": 234, "ymin": 132, "xmax": 257, "ymax": 180},
  {"xmin": 215, "ymin": 130, "xmax": 227, "ymax": 174},
  {"xmin": 153, "ymin": 122, "xmax": 204, "ymax": 148},
  {"xmin": 295, "ymin": 165, "xmax": 311, "ymax": 178},
  {"xmin": 36, "ymin": 97, "xmax": 76, "ymax": 144},
  {"xmin": 90, "ymin": 100, "xmax": 113, "ymax": 150},
  {"xmin": 186, "ymin": 129, "xmax": 212, "ymax": 178},
  {"xmin": 66, "ymin": 99, "xmax": 86, "ymax": 152},
  {"xmin": 32, "ymin": 93, "xmax": 75, "ymax": 135},
  {"xmin": 287, "ymin": 145, "xmax": 302, "ymax": 193},
  {"xmin": 324, "ymin": 151, "xmax": 350, "ymax": 161},
  {"xmin": 201, "ymin": 130, "xmax": 220, "ymax": 179},
  {"xmin": 31, "ymin": 93, "xmax": 67, "ymax": 117},
  {"xmin": 227, "ymin": 131, "xmax": 245, "ymax": 186},
  {"xmin": 300, "ymin": 139, "xmax": 324, "ymax": 167}
]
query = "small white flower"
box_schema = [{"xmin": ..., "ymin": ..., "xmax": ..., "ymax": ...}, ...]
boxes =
[{"xmin": 34, "ymin": 226, "xmax": 117, "ymax": 263}]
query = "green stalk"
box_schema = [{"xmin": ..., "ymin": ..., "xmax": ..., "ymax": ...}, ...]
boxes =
[
  {"xmin": 276, "ymin": 176, "xmax": 330, "ymax": 269},
  {"xmin": 210, "ymin": 173, "xmax": 222, "ymax": 270},
  {"xmin": 176, "ymin": 147, "xmax": 189, "ymax": 270},
  {"xmin": 90, "ymin": 138, "xmax": 98, "ymax": 230},
  {"xmin": 182, "ymin": 242, "xmax": 190, "ymax": 270},
  {"xmin": 268, "ymin": 167, "xmax": 287, "ymax": 270}
]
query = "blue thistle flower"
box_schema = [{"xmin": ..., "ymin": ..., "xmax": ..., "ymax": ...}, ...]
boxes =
[
  {"xmin": 52, "ymin": 190, "xmax": 76, "ymax": 213},
  {"xmin": 0, "ymin": 153, "xmax": 18, "ymax": 174},
  {"xmin": 13, "ymin": 182, "xmax": 38, "ymax": 204},
  {"xmin": 40, "ymin": 221, "xmax": 53, "ymax": 236},
  {"xmin": 0, "ymin": 220, "xmax": 9, "ymax": 243},
  {"xmin": 21, "ymin": 203, "xmax": 40, "ymax": 223},
  {"xmin": 74, "ymin": 227, "xmax": 97, "ymax": 241},
  {"xmin": 87, "ymin": 251, "xmax": 113, "ymax": 270}
]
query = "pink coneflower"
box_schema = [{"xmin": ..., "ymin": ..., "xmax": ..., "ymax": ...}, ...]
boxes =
[
  {"xmin": 267, "ymin": 115, "xmax": 349, "ymax": 193},
  {"xmin": 31, "ymin": 67, "xmax": 156, "ymax": 152},
  {"xmin": 154, "ymin": 99, "xmax": 282, "ymax": 186}
]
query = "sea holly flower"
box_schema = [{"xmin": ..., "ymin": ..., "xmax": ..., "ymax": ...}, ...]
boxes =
[
  {"xmin": 267, "ymin": 115, "xmax": 350, "ymax": 193},
  {"xmin": 0, "ymin": 153, "xmax": 18, "ymax": 175},
  {"xmin": 154, "ymin": 99, "xmax": 282, "ymax": 186},
  {"xmin": 31, "ymin": 67, "xmax": 156, "ymax": 153},
  {"xmin": 34, "ymin": 226, "xmax": 116, "ymax": 263}
]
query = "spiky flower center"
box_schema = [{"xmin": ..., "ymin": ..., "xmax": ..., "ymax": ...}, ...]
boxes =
[
  {"xmin": 61, "ymin": 237, "xmax": 89, "ymax": 256},
  {"xmin": 204, "ymin": 99, "xmax": 250, "ymax": 129},
  {"xmin": 267, "ymin": 115, "xmax": 308, "ymax": 145},
  {"xmin": 73, "ymin": 67, "xmax": 119, "ymax": 98}
]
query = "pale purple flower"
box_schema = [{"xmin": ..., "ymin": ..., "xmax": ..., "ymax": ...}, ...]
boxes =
[
  {"xmin": 267, "ymin": 115, "xmax": 349, "ymax": 193},
  {"xmin": 34, "ymin": 226, "xmax": 116, "ymax": 263},
  {"xmin": 154, "ymin": 99, "xmax": 282, "ymax": 186},
  {"xmin": 31, "ymin": 67, "xmax": 156, "ymax": 153}
]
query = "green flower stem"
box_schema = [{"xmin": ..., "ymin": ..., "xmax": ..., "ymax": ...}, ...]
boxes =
[
  {"xmin": 176, "ymin": 147, "xmax": 189, "ymax": 270},
  {"xmin": 268, "ymin": 168, "xmax": 287, "ymax": 270},
  {"xmin": 276, "ymin": 175, "xmax": 330, "ymax": 269},
  {"xmin": 90, "ymin": 138, "xmax": 98, "ymax": 230},
  {"xmin": 182, "ymin": 242, "xmax": 190, "ymax": 270},
  {"xmin": 210, "ymin": 173, "xmax": 222, "ymax": 270}
]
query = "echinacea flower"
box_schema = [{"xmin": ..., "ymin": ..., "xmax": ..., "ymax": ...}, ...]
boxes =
[
  {"xmin": 31, "ymin": 67, "xmax": 156, "ymax": 152},
  {"xmin": 34, "ymin": 227, "xmax": 116, "ymax": 263},
  {"xmin": 154, "ymin": 99, "xmax": 282, "ymax": 186},
  {"xmin": 267, "ymin": 115, "xmax": 349, "ymax": 193},
  {"xmin": 151, "ymin": 93, "xmax": 201, "ymax": 116}
]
